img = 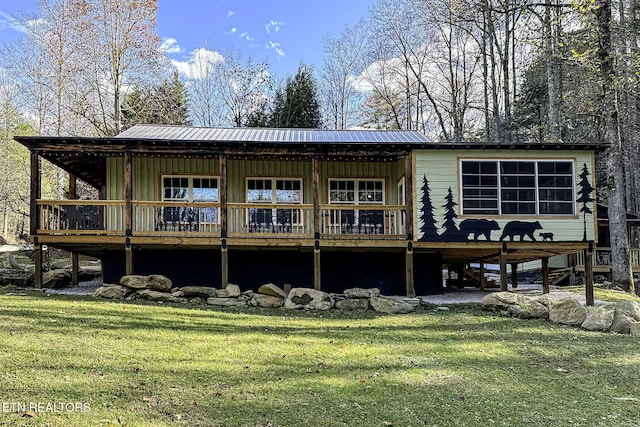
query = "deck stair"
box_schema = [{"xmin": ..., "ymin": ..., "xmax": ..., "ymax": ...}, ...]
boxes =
[{"xmin": 533, "ymin": 267, "xmax": 573, "ymax": 286}]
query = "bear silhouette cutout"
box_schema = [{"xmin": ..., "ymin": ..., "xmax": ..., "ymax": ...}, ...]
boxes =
[
  {"xmin": 540, "ymin": 232, "xmax": 554, "ymax": 241},
  {"xmin": 499, "ymin": 220, "xmax": 543, "ymax": 241},
  {"xmin": 459, "ymin": 219, "xmax": 500, "ymax": 241}
]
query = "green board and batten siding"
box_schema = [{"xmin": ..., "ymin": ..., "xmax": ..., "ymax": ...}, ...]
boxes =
[
  {"xmin": 106, "ymin": 157, "xmax": 403, "ymax": 204},
  {"xmin": 414, "ymin": 149, "xmax": 597, "ymax": 243}
]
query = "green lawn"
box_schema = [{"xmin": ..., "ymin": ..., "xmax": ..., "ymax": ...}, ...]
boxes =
[{"xmin": 0, "ymin": 291, "xmax": 638, "ymax": 427}]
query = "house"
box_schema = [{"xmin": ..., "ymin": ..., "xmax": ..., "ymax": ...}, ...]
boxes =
[{"xmin": 15, "ymin": 125, "xmax": 602, "ymax": 301}]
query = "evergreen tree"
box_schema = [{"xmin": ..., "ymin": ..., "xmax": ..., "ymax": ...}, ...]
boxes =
[
  {"xmin": 440, "ymin": 187, "xmax": 460, "ymax": 240},
  {"xmin": 418, "ymin": 175, "xmax": 439, "ymax": 241},
  {"xmin": 577, "ymin": 163, "xmax": 595, "ymax": 242},
  {"xmin": 269, "ymin": 64, "xmax": 321, "ymax": 128}
]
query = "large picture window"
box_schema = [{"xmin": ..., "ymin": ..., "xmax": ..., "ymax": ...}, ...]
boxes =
[
  {"xmin": 328, "ymin": 179, "xmax": 385, "ymax": 233},
  {"xmin": 246, "ymin": 178, "xmax": 303, "ymax": 231},
  {"xmin": 161, "ymin": 175, "xmax": 219, "ymax": 225},
  {"xmin": 461, "ymin": 160, "xmax": 575, "ymax": 216}
]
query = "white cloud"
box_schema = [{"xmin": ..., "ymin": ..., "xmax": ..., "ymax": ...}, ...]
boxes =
[
  {"xmin": 0, "ymin": 11, "xmax": 37, "ymax": 33},
  {"xmin": 265, "ymin": 19, "xmax": 285, "ymax": 35},
  {"xmin": 160, "ymin": 38, "xmax": 182, "ymax": 54},
  {"xmin": 227, "ymin": 11, "xmax": 235, "ymax": 19},
  {"xmin": 266, "ymin": 41, "xmax": 285, "ymax": 59},
  {"xmin": 240, "ymin": 32, "xmax": 254, "ymax": 41},
  {"xmin": 226, "ymin": 27, "xmax": 237, "ymax": 35},
  {"xmin": 171, "ymin": 47, "xmax": 224, "ymax": 80}
]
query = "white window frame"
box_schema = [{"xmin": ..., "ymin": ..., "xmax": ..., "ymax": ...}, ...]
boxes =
[
  {"xmin": 459, "ymin": 160, "xmax": 576, "ymax": 216},
  {"xmin": 245, "ymin": 177, "xmax": 304, "ymax": 227},
  {"xmin": 328, "ymin": 178, "xmax": 386, "ymax": 205},
  {"xmin": 161, "ymin": 175, "xmax": 220, "ymax": 224}
]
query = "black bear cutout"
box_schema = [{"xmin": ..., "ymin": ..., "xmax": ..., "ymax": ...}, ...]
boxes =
[
  {"xmin": 499, "ymin": 221, "xmax": 543, "ymax": 241},
  {"xmin": 459, "ymin": 219, "xmax": 500, "ymax": 241}
]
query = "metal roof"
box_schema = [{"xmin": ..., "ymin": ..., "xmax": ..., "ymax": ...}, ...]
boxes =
[{"xmin": 115, "ymin": 124, "xmax": 431, "ymax": 144}]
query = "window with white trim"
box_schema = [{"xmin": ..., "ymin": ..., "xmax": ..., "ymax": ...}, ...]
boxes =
[
  {"xmin": 161, "ymin": 175, "xmax": 219, "ymax": 224},
  {"xmin": 246, "ymin": 178, "xmax": 303, "ymax": 229},
  {"xmin": 460, "ymin": 160, "xmax": 575, "ymax": 216},
  {"xmin": 328, "ymin": 179, "xmax": 385, "ymax": 233}
]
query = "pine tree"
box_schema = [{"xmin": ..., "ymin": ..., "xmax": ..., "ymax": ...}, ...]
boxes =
[
  {"xmin": 419, "ymin": 175, "xmax": 440, "ymax": 241},
  {"xmin": 440, "ymin": 187, "xmax": 460, "ymax": 240},
  {"xmin": 269, "ymin": 64, "xmax": 321, "ymax": 128},
  {"xmin": 577, "ymin": 163, "xmax": 595, "ymax": 242}
]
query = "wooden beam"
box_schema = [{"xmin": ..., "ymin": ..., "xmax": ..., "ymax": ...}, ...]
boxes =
[
  {"xmin": 125, "ymin": 247, "xmax": 133, "ymax": 276},
  {"xmin": 510, "ymin": 263, "xmax": 518, "ymax": 289},
  {"xmin": 479, "ymin": 262, "xmax": 486, "ymax": 291},
  {"xmin": 34, "ymin": 242, "xmax": 43, "ymax": 289},
  {"xmin": 499, "ymin": 244, "xmax": 508, "ymax": 291},
  {"xmin": 405, "ymin": 245, "xmax": 415, "ymax": 297},
  {"xmin": 30, "ymin": 151, "xmax": 41, "ymax": 237},
  {"xmin": 219, "ymin": 154, "xmax": 227, "ymax": 237},
  {"xmin": 313, "ymin": 246, "xmax": 321, "ymax": 291},
  {"xmin": 542, "ymin": 257, "xmax": 550, "ymax": 294},
  {"xmin": 221, "ymin": 245, "xmax": 229, "ymax": 288},
  {"xmin": 312, "ymin": 157, "xmax": 320, "ymax": 237},
  {"xmin": 71, "ymin": 252, "xmax": 79, "ymax": 286},
  {"xmin": 585, "ymin": 244, "xmax": 594, "ymax": 306},
  {"xmin": 124, "ymin": 151, "xmax": 132, "ymax": 235},
  {"xmin": 69, "ymin": 172, "xmax": 77, "ymax": 199},
  {"xmin": 404, "ymin": 153, "xmax": 414, "ymax": 239}
]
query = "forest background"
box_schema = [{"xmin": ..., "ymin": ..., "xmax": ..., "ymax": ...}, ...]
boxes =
[{"xmin": 0, "ymin": 0, "xmax": 638, "ymax": 293}]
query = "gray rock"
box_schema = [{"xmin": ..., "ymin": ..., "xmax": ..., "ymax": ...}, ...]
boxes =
[
  {"xmin": 120, "ymin": 275, "xmax": 149, "ymax": 289},
  {"xmin": 92, "ymin": 284, "xmax": 131, "ymax": 299},
  {"xmin": 252, "ymin": 294, "xmax": 284, "ymax": 308},
  {"xmin": 610, "ymin": 300, "xmax": 640, "ymax": 334},
  {"xmin": 344, "ymin": 287, "xmax": 380, "ymax": 299},
  {"xmin": 549, "ymin": 299, "xmax": 587, "ymax": 326},
  {"xmin": 336, "ymin": 298, "xmax": 370, "ymax": 311},
  {"xmin": 136, "ymin": 289, "xmax": 181, "ymax": 303},
  {"xmin": 180, "ymin": 286, "xmax": 217, "ymax": 298},
  {"xmin": 258, "ymin": 283, "xmax": 287, "ymax": 298},
  {"xmin": 78, "ymin": 265, "xmax": 102, "ymax": 280},
  {"xmin": 370, "ymin": 296, "xmax": 414, "ymax": 314},
  {"xmin": 225, "ymin": 284, "xmax": 241, "ymax": 298},
  {"xmin": 403, "ymin": 297, "xmax": 422, "ymax": 307},
  {"xmin": 481, "ymin": 292, "xmax": 520, "ymax": 312},
  {"xmin": 43, "ymin": 269, "xmax": 71, "ymax": 289},
  {"xmin": 581, "ymin": 303, "xmax": 616, "ymax": 331},
  {"xmin": 481, "ymin": 292, "xmax": 548, "ymax": 318},
  {"xmin": 120, "ymin": 274, "xmax": 172, "ymax": 292},
  {"xmin": 630, "ymin": 322, "xmax": 640, "ymax": 337},
  {"xmin": 284, "ymin": 288, "xmax": 334, "ymax": 310},
  {"xmin": 206, "ymin": 297, "xmax": 247, "ymax": 307}
]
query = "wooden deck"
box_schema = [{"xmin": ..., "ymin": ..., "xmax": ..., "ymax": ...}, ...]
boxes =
[{"xmin": 575, "ymin": 247, "xmax": 640, "ymax": 273}]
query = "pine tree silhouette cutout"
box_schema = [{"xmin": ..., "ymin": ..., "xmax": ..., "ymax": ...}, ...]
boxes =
[
  {"xmin": 419, "ymin": 175, "xmax": 440, "ymax": 241},
  {"xmin": 440, "ymin": 187, "xmax": 460, "ymax": 240},
  {"xmin": 576, "ymin": 163, "xmax": 595, "ymax": 242}
]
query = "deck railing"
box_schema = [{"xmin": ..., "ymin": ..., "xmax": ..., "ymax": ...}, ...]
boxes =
[
  {"xmin": 575, "ymin": 247, "xmax": 640, "ymax": 271},
  {"xmin": 36, "ymin": 200, "xmax": 407, "ymax": 240},
  {"xmin": 37, "ymin": 200, "xmax": 125, "ymax": 235}
]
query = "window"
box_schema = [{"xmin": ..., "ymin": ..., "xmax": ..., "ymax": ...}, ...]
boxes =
[
  {"xmin": 246, "ymin": 178, "xmax": 303, "ymax": 230},
  {"xmin": 328, "ymin": 179, "xmax": 385, "ymax": 233},
  {"xmin": 161, "ymin": 175, "xmax": 219, "ymax": 225},
  {"xmin": 460, "ymin": 160, "xmax": 575, "ymax": 216}
]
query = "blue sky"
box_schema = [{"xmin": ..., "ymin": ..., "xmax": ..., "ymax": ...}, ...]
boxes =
[{"xmin": 0, "ymin": 0, "xmax": 375, "ymax": 78}]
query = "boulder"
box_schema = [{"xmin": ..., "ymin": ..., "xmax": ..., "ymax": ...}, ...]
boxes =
[
  {"xmin": 78, "ymin": 265, "xmax": 102, "ymax": 281},
  {"xmin": 370, "ymin": 296, "xmax": 414, "ymax": 314},
  {"xmin": 225, "ymin": 284, "xmax": 241, "ymax": 298},
  {"xmin": 336, "ymin": 298, "xmax": 369, "ymax": 311},
  {"xmin": 93, "ymin": 284, "xmax": 131, "ymax": 299},
  {"xmin": 344, "ymin": 287, "xmax": 380, "ymax": 299},
  {"xmin": 549, "ymin": 299, "xmax": 587, "ymax": 326},
  {"xmin": 43, "ymin": 269, "xmax": 71, "ymax": 289},
  {"xmin": 630, "ymin": 322, "xmax": 640, "ymax": 337},
  {"xmin": 179, "ymin": 286, "xmax": 217, "ymax": 298},
  {"xmin": 610, "ymin": 300, "xmax": 640, "ymax": 334},
  {"xmin": 251, "ymin": 294, "xmax": 284, "ymax": 308},
  {"xmin": 258, "ymin": 283, "xmax": 287, "ymax": 298},
  {"xmin": 120, "ymin": 275, "xmax": 172, "ymax": 292},
  {"xmin": 581, "ymin": 303, "xmax": 616, "ymax": 331},
  {"xmin": 284, "ymin": 288, "xmax": 334, "ymax": 310},
  {"xmin": 206, "ymin": 297, "xmax": 247, "ymax": 307},
  {"xmin": 481, "ymin": 292, "xmax": 547, "ymax": 318},
  {"xmin": 136, "ymin": 289, "xmax": 181, "ymax": 303}
]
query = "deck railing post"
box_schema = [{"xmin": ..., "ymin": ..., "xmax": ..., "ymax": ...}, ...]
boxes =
[
  {"xmin": 30, "ymin": 151, "xmax": 41, "ymax": 236},
  {"xmin": 585, "ymin": 242, "xmax": 594, "ymax": 306}
]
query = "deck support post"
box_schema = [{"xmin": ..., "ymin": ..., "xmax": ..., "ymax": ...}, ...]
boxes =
[
  {"xmin": 125, "ymin": 237, "xmax": 133, "ymax": 276},
  {"xmin": 542, "ymin": 257, "xmax": 550, "ymax": 294},
  {"xmin": 313, "ymin": 243, "xmax": 321, "ymax": 291},
  {"xmin": 221, "ymin": 242, "xmax": 229, "ymax": 288},
  {"xmin": 405, "ymin": 243, "xmax": 415, "ymax": 297},
  {"xmin": 479, "ymin": 262, "xmax": 486, "ymax": 291},
  {"xmin": 312, "ymin": 157, "xmax": 321, "ymax": 291},
  {"xmin": 29, "ymin": 151, "xmax": 41, "ymax": 237},
  {"xmin": 510, "ymin": 263, "xmax": 518, "ymax": 289},
  {"xmin": 124, "ymin": 151, "xmax": 133, "ymax": 236},
  {"xmin": 404, "ymin": 152, "xmax": 414, "ymax": 239},
  {"xmin": 585, "ymin": 242, "xmax": 594, "ymax": 306},
  {"xmin": 34, "ymin": 240, "xmax": 43, "ymax": 289},
  {"xmin": 220, "ymin": 154, "xmax": 229, "ymax": 289},
  {"xmin": 499, "ymin": 243, "xmax": 508, "ymax": 291},
  {"xmin": 69, "ymin": 173, "xmax": 79, "ymax": 286}
]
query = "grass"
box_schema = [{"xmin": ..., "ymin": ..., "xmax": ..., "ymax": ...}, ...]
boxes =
[{"xmin": 0, "ymin": 290, "xmax": 638, "ymax": 427}]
